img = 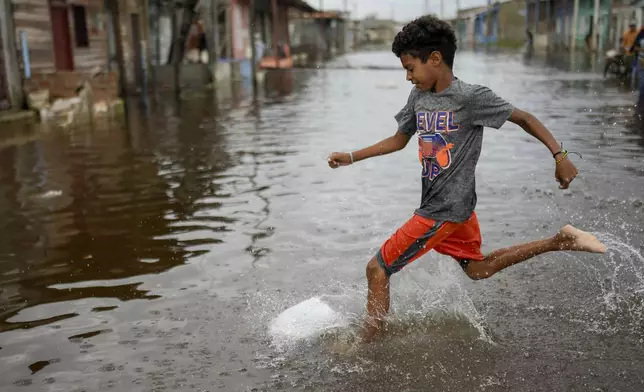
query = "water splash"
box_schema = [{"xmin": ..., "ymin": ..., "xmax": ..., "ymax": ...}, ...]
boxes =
[
  {"xmin": 252, "ymin": 255, "xmax": 493, "ymax": 356},
  {"xmin": 391, "ymin": 260, "xmax": 494, "ymax": 344},
  {"xmin": 268, "ymin": 297, "xmax": 350, "ymax": 345},
  {"xmin": 577, "ymin": 232, "xmax": 644, "ymax": 335}
]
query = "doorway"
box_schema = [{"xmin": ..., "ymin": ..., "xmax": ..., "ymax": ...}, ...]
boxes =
[{"xmin": 50, "ymin": 2, "xmax": 74, "ymax": 70}]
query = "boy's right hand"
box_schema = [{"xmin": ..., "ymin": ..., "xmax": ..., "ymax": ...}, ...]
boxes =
[{"xmin": 327, "ymin": 152, "xmax": 352, "ymax": 169}]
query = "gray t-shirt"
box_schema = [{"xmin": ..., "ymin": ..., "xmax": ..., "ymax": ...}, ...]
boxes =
[{"xmin": 394, "ymin": 79, "xmax": 514, "ymax": 223}]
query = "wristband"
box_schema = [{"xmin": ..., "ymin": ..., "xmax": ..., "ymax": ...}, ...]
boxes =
[
  {"xmin": 555, "ymin": 151, "xmax": 569, "ymax": 165},
  {"xmin": 553, "ymin": 142, "xmax": 582, "ymax": 163}
]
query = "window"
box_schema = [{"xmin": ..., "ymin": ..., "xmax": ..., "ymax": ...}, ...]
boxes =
[{"xmin": 72, "ymin": 5, "xmax": 89, "ymax": 47}]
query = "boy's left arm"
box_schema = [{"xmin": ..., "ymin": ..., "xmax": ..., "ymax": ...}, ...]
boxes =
[{"xmin": 508, "ymin": 108, "xmax": 578, "ymax": 189}]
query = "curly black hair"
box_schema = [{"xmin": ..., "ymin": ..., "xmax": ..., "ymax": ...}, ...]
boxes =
[{"xmin": 392, "ymin": 15, "xmax": 457, "ymax": 68}]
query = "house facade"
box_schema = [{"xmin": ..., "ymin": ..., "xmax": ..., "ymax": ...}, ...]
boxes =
[
  {"xmin": 11, "ymin": 0, "xmax": 122, "ymax": 101},
  {"xmin": 0, "ymin": 0, "xmax": 152, "ymax": 112},
  {"xmin": 452, "ymin": 1, "xmax": 527, "ymax": 49}
]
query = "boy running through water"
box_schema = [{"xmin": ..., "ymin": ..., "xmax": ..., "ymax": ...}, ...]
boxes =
[{"xmin": 327, "ymin": 16, "xmax": 607, "ymax": 342}]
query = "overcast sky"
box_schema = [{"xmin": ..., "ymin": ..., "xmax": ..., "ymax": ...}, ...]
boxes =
[{"xmin": 314, "ymin": 0, "xmax": 493, "ymax": 21}]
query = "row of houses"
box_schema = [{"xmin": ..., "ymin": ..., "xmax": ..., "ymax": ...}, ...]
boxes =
[
  {"xmin": 451, "ymin": 0, "xmax": 644, "ymax": 53},
  {"xmin": 347, "ymin": 15, "xmax": 403, "ymax": 49},
  {"xmin": 0, "ymin": 0, "xmax": 349, "ymax": 116}
]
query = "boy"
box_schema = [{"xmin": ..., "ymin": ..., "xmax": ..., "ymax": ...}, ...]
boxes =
[{"xmin": 327, "ymin": 16, "xmax": 607, "ymax": 342}]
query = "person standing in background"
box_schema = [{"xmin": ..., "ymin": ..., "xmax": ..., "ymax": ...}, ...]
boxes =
[{"xmin": 623, "ymin": 23, "xmax": 639, "ymax": 53}]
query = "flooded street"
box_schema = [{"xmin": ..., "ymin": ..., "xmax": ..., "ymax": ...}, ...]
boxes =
[{"xmin": 1, "ymin": 51, "xmax": 644, "ymax": 391}]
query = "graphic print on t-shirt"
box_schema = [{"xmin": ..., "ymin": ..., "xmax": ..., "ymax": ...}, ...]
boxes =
[{"xmin": 416, "ymin": 111, "xmax": 459, "ymax": 181}]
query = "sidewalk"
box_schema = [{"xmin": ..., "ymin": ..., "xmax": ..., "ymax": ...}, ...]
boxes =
[{"xmin": 0, "ymin": 110, "xmax": 35, "ymax": 126}]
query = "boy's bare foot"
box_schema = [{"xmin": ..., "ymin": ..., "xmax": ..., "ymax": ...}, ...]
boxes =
[
  {"xmin": 556, "ymin": 225, "xmax": 607, "ymax": 253},
  {"xmin": 362, "ymin": 317, "xmax": 385, "ymax": 343},
  {"xmin": 362, "ymin": 324, "xmax": 379, "ymax": 343}
]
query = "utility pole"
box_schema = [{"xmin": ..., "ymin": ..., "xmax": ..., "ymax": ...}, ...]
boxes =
[
  {"xmin": 0, "ymin": 0, "xmax": 24, "ymax": 107},
  {"xmin": 171, "ymin": 1, "xmax": 179, "ymax": 97},
  {"xmin": 593, "ymin": 0, "xmax": 600, "ymax": 50},
  {"xmin": 250, "ymin": 0, "xmax": 258, "ymax": 97},
  {"xmin": 210, "ymin": 0, "xmax": 219, "ymax": 85},
  {"xmin": 487, "ymin": 0, "xmax": 492, "ymax": 45},
  {"xmin": 424, "ymin": 0, "xmax": 429, "ymax": 15},
  {"xmin": 440, "ymin": 0, "xmax": 444, "ymax": 19},
  {"xmin": 142, "ymin": 0, "xmax": 151, "ymax": 96},
  {"xmin": 107, "ymin": 0, "xmax": 127, "ymax": 97},
  {"xmin": 271, "ymin": 0, "xmax": 279, "ymax": 67},
  {"xmin": 343, "ymin": 0, "xmax": 349, "ymax": 54},
  {"xmin": 603, "ymin": 0, "xmax": 613, "ymax": 52},
  {"xmin": 319, "ymin": 0, "xmax": 325, "ymax": 62},
  {"xmin": 571, "ymin": 0, "xmax": 579, "ymax": 50},
  {"xmin": 545, "ymin": 0, "xmax": 551, "ymax": 49}
]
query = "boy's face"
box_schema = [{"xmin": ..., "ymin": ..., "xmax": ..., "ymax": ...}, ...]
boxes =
[{"xmin": 400, "ymin": 53, "xmax": 442, "ymax": 92}]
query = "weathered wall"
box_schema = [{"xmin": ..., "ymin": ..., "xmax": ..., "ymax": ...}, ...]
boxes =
[
  {"xmin": 11, "ymin": 0, "xmax": 55, "ymax": 72},
  {"xmin": 498, "ymin": 0, "xmax": 527, "ymax": 47},
  {"xmin": 117, "ymin": 0, "xmax": 146, "ymax": 87},
  {"xmin": 11, "ymin": 0, "xmax": 109, "ymax": 73}
]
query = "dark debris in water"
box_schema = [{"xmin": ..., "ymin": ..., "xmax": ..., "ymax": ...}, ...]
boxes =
[
  {"xmin": 90, "ymin": 306, "xmax": 118, "ymax": 313},
  {"xmin": 28, "ymin": 358, "xmax": 61, "ymax": 375},
  {"xmin": 68, "ymin": 329, "xmax": 113, "ymax": 342}
]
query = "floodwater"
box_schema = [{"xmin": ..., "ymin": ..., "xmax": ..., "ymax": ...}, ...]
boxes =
[{"xmin": 1, "ymin": 51, "xmax": 644, "ymax": 392}]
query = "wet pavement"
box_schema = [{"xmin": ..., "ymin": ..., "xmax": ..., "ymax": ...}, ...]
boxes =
[{"xmin": 1, "ymin": 51, "xmax": 644, "ymax": 391}]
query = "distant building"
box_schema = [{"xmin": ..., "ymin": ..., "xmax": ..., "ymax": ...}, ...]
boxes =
[
  {"xmin": 610, "ymin": 0, "xmax": 644, "ymax": 50},
  {"xmin": 0, "ymin": 0, "xmax": 352, "ymax": 115},
  {"xmin": 0, "ymin": 0, "xmax": 149, "ymax": 111},
  {"xmin": 294, "ymin": 10, "xmax": 349, "ymax": 60},
  {"xmin": 450, "ymin": 1, "xmax": 527, "ymax": 49},
  {"xmin": 359, "ymin": 16, "xmax": 400, "ymax": 46},
  {"xmin": 451, "ymin": 5, "xmax": 489, "ymax": 49}
]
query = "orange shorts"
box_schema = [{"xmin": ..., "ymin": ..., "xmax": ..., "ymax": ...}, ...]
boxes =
[{"xmin": 377, "ymin": 212, "xmax": 485, "ymax": 275}]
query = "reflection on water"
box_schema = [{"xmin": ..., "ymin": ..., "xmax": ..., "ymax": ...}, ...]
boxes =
[
  {"xmin": 1, "ymin": 52, "xmax": 644, "ymax": 391},
  {"xmin": 0, "ymin": 95, "xmax": 241, "ymax": 332},
  {"xmin": 0, "ymin": 69, "xmax": 307, "ymax": 335}
]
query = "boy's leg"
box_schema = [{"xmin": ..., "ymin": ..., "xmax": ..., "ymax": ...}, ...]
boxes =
[
  {"xmin": 363, "ymin": 256, "xmax": 390, "ymax": 343},
  {"xmin": 463, "ymin": 225, "xmax": 607, "ymax": 280},
  {"xmin": 363, "ymin": 213, "xmax": 607, "ymax": 342},
  {"xmin": 363, "ymin": 215, "xmax": 459, "ymax": 342}
]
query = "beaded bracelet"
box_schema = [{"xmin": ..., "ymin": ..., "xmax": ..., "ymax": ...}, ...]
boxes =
[
  {"xmin": 555, "ymin": 150, "xmax": 569, "ymax": 165},
  {"xmin": 553, "ymin": 142, "xmax": 581, "ymax": 165},
  {"xmin": 552, "ymin": 142, "xmax": 565, "ymax": 159}
]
